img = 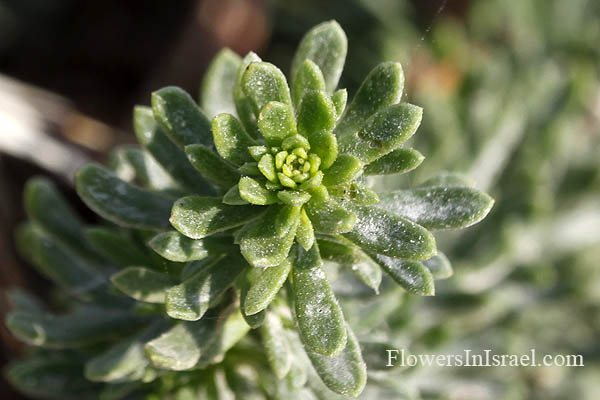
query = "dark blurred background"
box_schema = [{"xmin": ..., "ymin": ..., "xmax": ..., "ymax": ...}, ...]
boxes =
[{"xmin": 1, "ymin": 0, "xmax": 598, "ymax": 399}]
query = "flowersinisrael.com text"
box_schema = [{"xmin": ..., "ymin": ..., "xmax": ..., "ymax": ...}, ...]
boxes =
[{"xmin": 386, "ymin": 349, "xmax": 584, "ymax": 368}]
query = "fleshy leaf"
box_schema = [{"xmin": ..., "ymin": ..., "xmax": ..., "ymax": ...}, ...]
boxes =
[
  {"xmin": 292, "ymin": 245, "xmax": 347, "ymax": 356},
  {"xmin": 376, "ymin": 187, "xmax": 494, "ymax": 230},
  {"xmin": 86, "ymin": 227, "xmax": 156, "ymax": 267},
  {"xmin": 238, "ymin": 176, "xmax": 279, "ymax": 205},
  {"xmin": 145, "ymin": 312, "xmax": 220, "ymax": 370},
  {"xmin": 419, "ymin": 172, "xmax": 476, "ymax": 188},
  {"xmin": 277, "ymin": 190, "xmax": 311, "ymax": 206},
  {"xmin": 318, "ymin": 237, "xmax": 381, "ymax": 293},
  {"xmin": 257, "ymin": 101, "xmax": 297, "ymax": 147},
  {"xmin": 108, "ymin": 145, "xmax": 181, "ymax": 193},
  {"xmin": 6, "ymin": 356, "xmax": 98, "ymax": 399},
  {"xmin": 24, "ymin": 177, "xmax": 99, "ymax": 261},
  {"xmin": 296, "ymin": 208, "xmax": 315, "ymax": 250},
  {"xmin": 85, "ymin": 321, "xmax": 168, "ymax": 382},
  {"xmin": 334, "ymin": 62, "xmax": 404, "ymax": 140},
  {"xmin": 322, "ymin": 154, "xmax": 363, "ymax": 186},
  {"xmin": 243, "ymin": 258, "xmax": 292, "ymax": 315},
  {"xmin": 370, "ymin": 254, "xmax": 435, "ymax": 296},
  {"xmin": 111, "ymin": 267, "xmax": 173, "ymax": 304},
  {"xmin": 212, "ymin": 113, "xmax": 257, "ymax": 165},
  {"xmin": 331, "ymin": 88, "xmax": 347, "ymax": 119},
  {"xmin": 185, "ymin": 143, "xmax": 240, "ymax": 189},
  {"xmin": 423, "ymin": 252, "xmax": 453, "ymax": 279},
  {"xmin": 297, "ymin": 91, "xmax": 338, "ymax": 169},
  {"xmin": 222, "ymin": 184, "xmax": 249, "ymax": 205},
  {"xmin": 148, "ymin": 231, "xmax": 211, "ymax": 262},
  {"xmin": 238, "ymin": 205, "xmax": 299, "ymax": 268},
  {"xmin": 261, "ymin": 311, "xmax": 292, "ymax": 379},
  {"xmin": 291, "ymin": 20, "xmax": 347, "ymax": 93},
  {"xmin": 239, "ymin": 269, "xmax": 265, "ymax": 328},
  {"xmin": 338, "ymin": 103, "xmax": 423, "ymax": 164},
  {"xmin": 6, "ymin": 308, "xmax": 143, "ymax": 348},
  {"xmin": 195, "ymin": 310, "xmax": 250, "ymax": 367},
  {"xmin": 151, "ymin": 86, "xmax": 212, "ymax": 148},
  {"xmin": 76, "ymin": 164, "xmax": 172, "ymax": 230},
  {"xmin": 328, "ymin": 182, "xmax": 379, "ymax": 205},
  {"xmin": 242, "ymin": 62, "xmax": 292, "ymax": 116},
  {"xmin": 306, "ymin": 325, "xmax": 366, "ymax": 397},
  {"xmin": 305, "ymin": 196, "xmax": 356, "ymax": 234},
  {"xmin": 234, "ymin": 52, "xmax": 262, "ymax": 138},
  {"xmin": 292, "ymin": 59, "xmax": 326, "ymax": 107},
  {"xmin": 201, "ymin": 48, "xmax": 241, "ymax": 118},
  {"xmin": 343, "ymin": 204, "xmax": 436, "ymax": 260},
  {"xmin": 133, "ymin": 106, "xmax": 213, "ymax": 194},
  {"xmin": 170, "ymin": 196, "xmax": 264, "ymax": 239},
  {"xmin": 165, "ymin": 255, "xmax": 246, "ymax": 321},
  {"xmin": 364, "ymin": 148, "xmax": 424, "ymax": 175},
  {"xmin": 275, "ymin": 205, "xmax": 301, "ymax": 237},
  {"xmin": 16, "ymin": 225, "xmax": 106, "ymax": 299}
]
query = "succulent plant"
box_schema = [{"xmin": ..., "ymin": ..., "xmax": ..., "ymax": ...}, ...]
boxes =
[{"xmin": 6, "ymin": 20, "xmax": 494, "ymax": 399}]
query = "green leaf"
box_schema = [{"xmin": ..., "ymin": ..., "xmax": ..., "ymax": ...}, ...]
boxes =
[
  {"xmin": 277, "ymin": 190, "xmax": 312, "ymax": 206},
  {"xmin": 148, "ymin": 231, "xmax": 212, "ymax": 262},
  {"xmin": 377, "ymin": 187, "xmax": 494, "ymax": 230},
  {"xmin": 133, "ymin": 106, "xmax": 213, "ymax": 194},
  {"xmin": 239, "ymin": 269, "xmax": 265, "ymax": 328},
  {"xmin": 238, "ymin": 205, "xmax": 299, "ymax": 268},
  {"xmin": 85, "ymin": 321, "xmax": 168, "ymax": 382},
  {"xmin": 338, "ymin": 103, "xmax": 423, "ymax": 164},
  {"xmin": 151, "ymin": 86, "xmax": 212, "ymax": 148},
  {"xmin": 257, "ymin": 101, "xmax": 297, "ymax": 147},
  {"xmin": 423, "ymin": 252, "xmax": 453, "ymax": 280},
  {"xmin": 196, "ymin": 310, "xmax": 250, "ymax": 367},
  {"xmin": 222, "ymin": 184, "xmax": 250, "ymax": 205},
  {"xmin": 305, "ymin": 196, "xmax": 356, "ymax": 234},
  {"xmin": 6, "ymin": 356, "xmax": 99, "ymax": 399},
  {"xmin": 343, "ymin": 204, "xmax": 436, "ymax": 260},
  {"xmin": 291, "ymin": 20, "xmax": 347, "ymax": 94},
  {"xmin": 108, "ymin": 145, "xmax": 180, "ymax": 193},
  {"xmin": 297, "ymin": 91, "xmax": 338, "ymax": 169},
  {"xmin": 76, "ymin": 164, "xmax": 173, "ymax": 230},
  {"xmin": 243, "ymin": 258, "xmax": 292, "ymax": 315},
  {"xmin": 170, "ymin": 196, "xmax": 264, "ymax": 239},
  {"xmin": 292, "ymin": 245, "xmax": 347, "ymax": 356},
  {"xmin": 292, "ymin": 59, "xmax": 326, "ymax": 107},
  {"xmin": 296, "ymin": 208, "xmax": 315, "ymax": 250},
  {"xmin": 242, "ymin": 62, "xmax": 292, "ymax": 116},
  {"xmin": 185, "ymin": 144, "xmax": 240, "ymax": 189},
  {"xmin": 145, "ymin": 312, "xmax": 220, "ymax": 370},
  {"xmin": 111, "ymin": 267, "xmax": 174, "ymax": 303},
  {"xmin": 334, "ymin": 62, "xmax": 404, "ymax": 140},
  {"xmin": 364, "ymin": 148, "xmax": 424, "ymax": 175},
  {"xmin": 318, "ymin": 237, "xmax": 381, "ymax": 293},
  {"xmin": 6, "ymin": 289, "xmax": 44, "ymax": 313},
  {"xmin": 238, "ymin": 176, "xmax": 279, "ymax": 205},
  {"xmin": 201, "ymin": 48, "xmax": 241, "ymax": 118},
  {"xmin": 306, "ymin": 325, "xmax": 366, "ymax": 397},
  {"xmin": 261, "ymin": 311, "xmax": 292, "ymax": 379},
  {"xmin": 419, "ymin": 172, "xmax": 476, "ymax": 188},
  {"xmin": 24, "ymin": 177, "xmax": 100, "ymax": 261},
  {"xmin": 6, "ymin": 308, "xmax": 144, "ymax": 348},
  {"xmin": 328, "ymin": 182, "xmax": 379, "ymax": 205},
  {"xmin": 234, "ymin": 52, "xmax": 262, "ymax": 138},
  {"xmin": 212, "ymin": 113, "xmax": 257, "ymax": 165},
  {"xmin": 370, "ymin": 255, "xmax": 435, "ymax": 296},
  {"xmin": 165, "ymin": 255, "xmax": 246, "ymax": 320},
  {"xmin": 322, "ymin": 154, "xmax": 363, "ymax": 186},
  {"xmin": 85, "ymin": 227, "xmax": 154, "ymax": 267},
  {"xmin": 275, "ymin": 205, "xmax": 301, "ymax": 237},
  {"xmin": 16, "ymin": 225, "xmax": 106, "ymax": 299},
  {"xmin": 331, "ymin": 88, "xmax": 347, "ymax": 119}
]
